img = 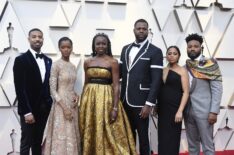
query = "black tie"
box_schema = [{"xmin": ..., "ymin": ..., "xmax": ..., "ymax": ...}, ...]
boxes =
[
  {"xmin": 36, "ymin": 53, "xmax": 44, "ymax": 59},
  {"xmin": 132, "ymin": 43, "xmax": 140, "ymax": 48}
]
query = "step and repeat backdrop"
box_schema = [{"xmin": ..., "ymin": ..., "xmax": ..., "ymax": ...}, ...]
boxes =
[{"xmin": 0, "ymin": 0, "xmax": 234, "ymax": 154}]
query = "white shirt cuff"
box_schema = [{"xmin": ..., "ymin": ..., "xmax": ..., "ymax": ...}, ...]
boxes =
[
  {"xmin": 145, "ymin": 101, "xmax": 155, "ymax": 106},
  {"xmin": 24, "ymin": 113, "xmax": 32, "ymax": 117}
]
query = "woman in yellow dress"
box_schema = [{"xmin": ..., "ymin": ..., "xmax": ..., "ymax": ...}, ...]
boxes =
[{"xmin": 79, "ymin": 33, "xmax": 136, "ymax": 155}]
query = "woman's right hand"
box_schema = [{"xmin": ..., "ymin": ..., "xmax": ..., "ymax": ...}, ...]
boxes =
[
  {"xmin": 58, "ymin": 100, "xmax": 73, "ymax": 121},
  {"xmin": 110, "ymin": 109, "xmax": 118, "ymax": 124},
  {"xmin": 175, "ymin": 110, "xmax": 183, "ymax": 123},
  {"xmin": 63, "ymin": 108, "xmax": 73, "ymax": 121}
]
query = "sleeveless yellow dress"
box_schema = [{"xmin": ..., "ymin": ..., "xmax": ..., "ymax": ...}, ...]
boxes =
[{"xmin": 79, "ymin": 67, "xmax": 136, "ymax": 155}]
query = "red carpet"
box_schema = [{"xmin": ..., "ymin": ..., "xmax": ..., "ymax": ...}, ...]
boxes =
[{"xmin": 152, "ymin": 150, "xmax": 234, "ymax": 155}]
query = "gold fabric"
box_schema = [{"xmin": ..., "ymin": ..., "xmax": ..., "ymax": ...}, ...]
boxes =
[
  {"xmin": 43, "ymin": 59, "xmax": 81, "ymax": 155},
  {"xmin": 79, "ymin": 67, "xmax": 137, "ymax": 155},
  {"xmin": 186, "ymin": 58, "xmax": 222, "ymax": 81}
]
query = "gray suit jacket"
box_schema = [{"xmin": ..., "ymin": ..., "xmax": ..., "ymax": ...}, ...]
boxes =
[{"xmin": 188, "ymin": 77, "xmax": 223, "ymax": 119}]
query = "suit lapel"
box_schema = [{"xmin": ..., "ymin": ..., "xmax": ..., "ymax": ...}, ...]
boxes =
[
  {"xmin": 129, "ymin": 41, "xmax": 150, "ymax": 71},
  {"xmin": 190, "ymin": 77, "xmax": 197, "ymax": 93},
  {"xmin": 186, "ymin": 63, "xmax": 197, "ymax": 93},
  {"xmin": 43, "ymin": 56, "xmax": 50, "ymax": 84},
  {"xmin": 124, "ymin": 45, "xmax": 132, "ymax": 71}
]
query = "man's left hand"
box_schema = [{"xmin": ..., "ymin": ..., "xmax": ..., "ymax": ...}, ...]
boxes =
[
  {"xmin": 139, "ymin": 105, "xmax": 152, "ymax": 119},
  {"xmin": 208, "ymin": 112, "xmax": 217, "ymax": 125}
]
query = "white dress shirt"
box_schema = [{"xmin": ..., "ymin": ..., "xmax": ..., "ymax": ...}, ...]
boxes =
[
  {"xmin": 30, "ymin": 48, "xmax": 46, "ymax": 82},
  {"xmin": 129, "ymin": 39, "xmax": 147, "ymax": 66}
]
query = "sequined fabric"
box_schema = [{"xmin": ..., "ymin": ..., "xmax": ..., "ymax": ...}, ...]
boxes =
[
  {"xmin": 43, "ymin": 59, "xmax": 81, "ymax": 155},
  {"xmin": 79, "ymin": 67, "xmax": 137, "ymax": 155}
]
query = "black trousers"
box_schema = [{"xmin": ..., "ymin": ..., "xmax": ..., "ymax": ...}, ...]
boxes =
[
  {"xmin": 20, "ymin": 103, "xmax": 50, "ymax": 155},
  {"xmin": 123, "ymin": 101, "xmax": 150, "ymax": 155}
]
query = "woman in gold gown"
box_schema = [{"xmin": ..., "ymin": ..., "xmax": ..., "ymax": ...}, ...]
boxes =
[{"xmin": 79, "ymin": 33, "xmax": 136, "ymax": 155}]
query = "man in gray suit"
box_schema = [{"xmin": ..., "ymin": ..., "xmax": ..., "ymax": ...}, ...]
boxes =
[{"xmin": 184, "ymin": 33, "xmax": 223, "ymax": 155}]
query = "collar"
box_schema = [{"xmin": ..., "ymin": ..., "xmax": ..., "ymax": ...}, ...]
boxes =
[
  {"xmin": 29, "ymin": 48, "xmax": 42, "ymax": 59},
  {"xmin": 134, "ymin": 39, "xmax": 148, "ymax": 48},
  {"xmin": 194, "ymin": 54, "xmax": 202, "ymax": 61}
]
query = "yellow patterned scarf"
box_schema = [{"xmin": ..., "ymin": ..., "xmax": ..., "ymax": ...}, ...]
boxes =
[{"xmin": 186, "ymin": 58, "xmax": 222, "ymax": 81}]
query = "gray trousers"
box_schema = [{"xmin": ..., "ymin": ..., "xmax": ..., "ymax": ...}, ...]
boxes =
[{"xmin": 184, "ymin": 109, "xmax": 215, "ymax": 155}]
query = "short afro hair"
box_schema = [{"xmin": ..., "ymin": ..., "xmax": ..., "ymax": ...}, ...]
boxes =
[{"xmin": 185, "ymin": 33, "xmax": 203, "ymax": 44}]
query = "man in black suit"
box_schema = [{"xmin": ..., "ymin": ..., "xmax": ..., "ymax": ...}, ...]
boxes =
[
  {"xmin": 13, "ymin": 28, "xmax": 52, "ymax": 155},
  {"xmin": 120, "ymin": 19, "xmax": 163, "ymax": 155}
]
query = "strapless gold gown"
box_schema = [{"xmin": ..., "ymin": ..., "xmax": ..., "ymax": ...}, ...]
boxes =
[{"xmin": 79, "ymin": 67, "xmax": 136, "ymax": 155}]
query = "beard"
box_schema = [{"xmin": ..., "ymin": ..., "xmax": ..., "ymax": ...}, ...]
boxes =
[
  {"xmin": 187, "ymin": 51, "xmax": 201, "ymax": 60},
  {"xmin": 135, "ymin": 34, "xmax": 148, "ymax": 43}
]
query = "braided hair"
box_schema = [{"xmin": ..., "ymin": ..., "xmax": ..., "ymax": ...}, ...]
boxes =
[{"xmin": 92, "ymin": 33, "xmax": 112, "ymax": 57}]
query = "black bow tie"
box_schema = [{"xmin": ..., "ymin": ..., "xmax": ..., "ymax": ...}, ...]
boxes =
[
  {"xmin": 36, "ymin": 53, "xmax": 44, "ymax": 59},
  {"xmin": 132, "ymin": 43, "xmax": 140, "ymax": 48}
]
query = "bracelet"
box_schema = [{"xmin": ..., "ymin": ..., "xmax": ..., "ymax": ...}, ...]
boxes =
[{"xmin": 113, "ymin": 107, "xmax": 118, "ymax": 111}]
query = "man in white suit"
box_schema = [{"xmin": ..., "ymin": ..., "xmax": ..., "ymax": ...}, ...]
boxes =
[{"xmin": 184, "ymin": 33, "xmax": 223, "ymax": 155}]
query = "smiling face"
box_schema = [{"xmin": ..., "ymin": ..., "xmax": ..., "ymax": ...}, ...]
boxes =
[
  {"xmin": 166, "ymin": 47, "xmax": 181, "ymax": 64},
  {"xmin": 134, "ymin": 21, "xmax": 148, "ymax": 43},
  {"xmin": 94, "ymin": 36, "xmax": 108, "ymax": 56},
  {"xmin": 28, "ymin": 30, "xmax": 43, "ymax": 52},
  {"xmin": 59, "ymin": 40, "xmax": 72, "ymax": 60}
]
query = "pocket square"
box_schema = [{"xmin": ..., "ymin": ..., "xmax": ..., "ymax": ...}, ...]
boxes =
[{"xmin": 140, "ymin": 58, "xmax": 150, "ymax": 60}]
